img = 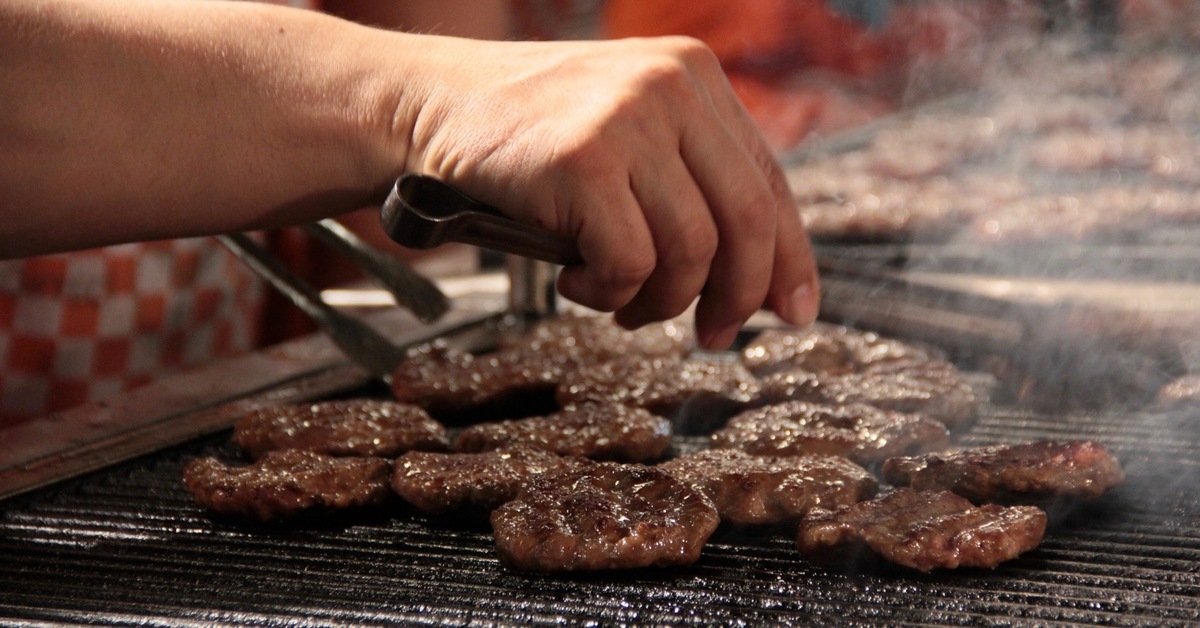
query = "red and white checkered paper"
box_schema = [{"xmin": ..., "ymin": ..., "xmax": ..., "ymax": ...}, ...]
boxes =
[{"xmin": 0, "ymin": 239, "xmax": 263, "ymax": 427}]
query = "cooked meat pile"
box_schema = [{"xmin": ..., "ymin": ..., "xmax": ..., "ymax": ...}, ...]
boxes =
[
  {"xmin": 882, "ymin": 440, "xmax": 1125, "ymax": 504},
  {"xmin": 183, "ymin": 450, "xmax": 391, "ymax": 521},
  {"xmin": 232, "ymin": 399, "xmax": 448, "ymax": 459},
  {"xmin": 490, "ymin": 462, "xmax": 720, "ymax": 572},
  {"xmin": 392, "ymin": 446, "xmax": 588, "ymax": 513},
  {"xmin": 659, "ymin": 449, "xmax": 878, "ymax": 525},
  {"xmin": 787, "ymin": 49, "xmax": 1200, "ymax": 244},
  {"xmin": 796, "ymin": 488, "xmax": 1048, "ymax": 572},
  {"xmin": 711, "ymin": 401, "xmax": 950, "ymax": 466},
  {"xmin": 453, "ymin": 403, "xmax": 671, "ymax": 462},
  {"xmin": 182, "ymin": 312, "xmax": 1125, "ymax": 575}
]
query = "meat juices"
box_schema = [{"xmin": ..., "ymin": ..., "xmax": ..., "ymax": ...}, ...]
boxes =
[
  {"xmin": 796, "ymin": 488, "xmax": 1048, "ymax": 572},
  {"xmin": 882, "ymin": 440, "xmax": 1125, "ymax": 504},
  {"xmin": 453, "ymin": 403, "xmax": 672, "ymax": 462},
  {"xmin": 494, "ymin": 313, "xmax": 694, "ymax": 358},
  {"xmin": 392, "ymin": 446, "xmax": 588, "ymax": 513},
  {"xmin": 1158, "ymin": 374, "xmax": 1200, "ymax": 406},
  {"xmin": 556, "ymin": 355, "xmax": 761, "ymax": 418},
  {"xmin": 183, "ymin": 450, "xmax": 391, "ymax": 521},
  {"xmin": 491, "ymin": 462, "xmax": 720, "ymax": 572},
  {"xmin": 232, "ymin": 400, "xmax": 449, "ymax": 459},
  {"xmin": 711, "ymin": 401, "xmax": 949, "ymax": 466},
  {"xmin": 659, "ymin": 449, "xmax": 878, "ymax": 525}
]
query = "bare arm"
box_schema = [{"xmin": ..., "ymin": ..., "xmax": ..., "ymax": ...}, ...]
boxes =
[{"xmin": 0, "ymin": 0, "xmax": 818, "ymax": 348}]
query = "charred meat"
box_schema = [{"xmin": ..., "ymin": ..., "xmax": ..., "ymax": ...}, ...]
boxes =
[
  {"xmin": 183, "ymin": 450, "xmax": 391, "ymax": 521},
  {"xmin": 490, "ymin": 462, "xmax": 719, "ymax": 572},
  {"xmin": 882, "ymin": 440, "xmax": 1124, "ymax": 504},
  {"xmin": 757, "ymin": 360, "xmax": 978, "ymax": 428},
  {"xmin": 659, "ymin": 449, "xmax": 877, "ymax": 525},
  {"xmin": 391, "ymin": 446, "xmax": 588, "ymax": 514},
  {"xmin": 454, "ymin": 403, "xmax": 672, "ymax": 462},
  {"xmin": 796, "ymin": 488, "xmax": 1047, "ymax": 572},
  {"xmin": 741, "ymin": 324, "xmax": 938, "ymax": 378},
  {"xmin": 232, "ymin": 400, "xmax": 448, "ymax": 459},
  {"xmin": 711, "ymin": 401, "xmax": 949, "ymax": 466},
  {"xmin": 556, "ymin": 355, "xmax": 760, "ymax": 419}
]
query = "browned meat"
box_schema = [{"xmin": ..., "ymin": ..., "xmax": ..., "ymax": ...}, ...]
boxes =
[
  {"xmin": 659, "ymin": 449, "xmax": 877, "ymax": 525},
  {"xmin": 391, "ymin": 446, "xmax": 588, "ymax": 514},
  {"xmin": 741, "ymin": 324, "xmax": 937, "ymax": 378},
  {"xmin": 757, "ymin": 360, "xmax": 978, "ymax": 428},
  {"xmin": 389, "ymin": 343, "xmax": 565, "ymax": 418},
  {"xmin": 711, "ymin": 401, "xmax": 949, "ymax": 466},
  {"xmin": 391, "ymin": 316, "xmax": 693, "ymax": 418},
  {"xmin": 453, "ymin": 403, "xmax": 671, "ymax": 462},
  {"xmin": 882, "ymin": 440, "xmax": 1124, "ymax": 504},
  {"xmin": 490, "ymin": 462, "xmax": 720, "ymax": 572},
  {"xmin": 183, "ymin": 450, "xmax": 391, "ymax": 521},
  {"xmin": 494, "ymin": 313, "xmax": 694, "ymax": 359},
  {"xmin": 796, "ymin": 488, "xmax": 1048, "ymax": 572},
  {"xmin": 557, "ymin": 355, "xmax": 760, "ymax": 419},
  {"xmin": 231, "ymin": 400, "xmax": 449, "ymax": 459}
]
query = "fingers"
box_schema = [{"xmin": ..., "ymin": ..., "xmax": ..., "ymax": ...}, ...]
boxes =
[
  {"xmin": 613, "ymin": 157, "xmax": 716, "ymax": 330},
  {"xmin": 555, "ymin": 183, "xmax": 656, "ymax": 314}
]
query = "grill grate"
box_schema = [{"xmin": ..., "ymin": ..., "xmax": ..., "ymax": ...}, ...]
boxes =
[{"xmin": 2, "ymin": 401, "xmax": 1200, "ymax": 626}]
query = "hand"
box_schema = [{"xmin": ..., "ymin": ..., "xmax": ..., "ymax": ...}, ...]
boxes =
[{"xmin": 394, "ymin": 35, "xmax": 820, "ymax": 348}]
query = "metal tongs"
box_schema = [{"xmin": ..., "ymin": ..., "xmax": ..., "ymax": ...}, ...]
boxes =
[{"xmin": 381, "ymin": 173, "xmax": 582, "ymax": 266}]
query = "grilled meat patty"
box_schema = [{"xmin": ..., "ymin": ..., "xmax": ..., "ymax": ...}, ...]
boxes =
[
  {"xmin": 659, "ymin": 449, "xmax": 877, "ymax": 525},
  {"xmin": 741, "ymin": 324, "xmax": 939, "ymax": 378},
  {"xmin": 391, "ymin": 446, "xmax": 589, "ymax": 514},
  {"xmin": 232, "ymin": 400, "xmax": 449, "ymax": 459},
  {"xmin": 711, "ymin": 401, "xmax": 949, "ymax": 466},
  {"xmin": 390, "ymin": 316, "xmax": 693, "ymax": 419},
  {"xmin": 453, "ymin": 403, "xmax": 672, "ymax": 462},
  {"xmin": 756, "ymin": 361, "xmax": 978, "ymax": 428},
  {"xmin": 796, "ymin": 488, "xmax": 1048, "ymax": 572},
  {"xmin": 490, "ymin": 462, "xmax": 719, "ymax": 572},
  {"xmin": 882, "ymin": 440, "xmax": 1124, "ymax": 504},
  {"xmin": 556, "ymin": 355, "xmax": 760, "ymax": 420},
  {"xmin": 183, "ymin": 450, "xmax": 391, "ymax": 521}
]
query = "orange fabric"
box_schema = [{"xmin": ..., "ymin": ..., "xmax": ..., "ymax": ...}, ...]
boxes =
[{"xmin": 602, "ymin": 0, "xmax": 1006, "ymax": 150}]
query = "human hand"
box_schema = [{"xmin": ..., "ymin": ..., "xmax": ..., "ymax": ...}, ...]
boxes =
[{"xmin": 390, "ymin": 35, "xmax": 819, "ymax": 348}]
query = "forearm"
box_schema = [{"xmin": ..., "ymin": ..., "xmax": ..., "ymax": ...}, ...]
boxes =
[{"xmin": 0, "ymin": 0, "xmax": 412, "ymax": 258}]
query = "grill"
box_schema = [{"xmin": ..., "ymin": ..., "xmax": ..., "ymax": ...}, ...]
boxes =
[{"xmin": 2, "ymin": 375, "xmax": 1199, "ymax": 625}]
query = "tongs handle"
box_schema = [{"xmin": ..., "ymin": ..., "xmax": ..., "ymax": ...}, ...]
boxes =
[{"xmin": 380, "ymin": 174, "xmax": 582, "ymax": 266}]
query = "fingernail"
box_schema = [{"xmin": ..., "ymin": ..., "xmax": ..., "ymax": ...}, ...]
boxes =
[
  {"xmin": 703, "ymin": 323, "xmax": 741, "ymax": 350},
  {"xmin": 783, "ymin": 283, "xmax": 819, "ymax": 326}
]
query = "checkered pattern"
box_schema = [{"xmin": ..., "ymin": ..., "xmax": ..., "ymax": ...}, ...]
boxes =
[{"xmin": 0, "ymin": 238, "xmax": 264, "ymax": 427}]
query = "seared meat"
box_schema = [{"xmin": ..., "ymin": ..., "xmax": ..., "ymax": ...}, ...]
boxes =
[
  {"xmin": 495, "ymin": 313, "xmax": 693, "ymax": 359},
  {"xmin": 391, "ymin": 446, "xmax": 588, "ymax": 513},
  {"xmin": 556, "ymin": 355, "xmax": 760, "ymax": 419},
  {"xmin": 454, "ymin": 403, "xmax": 672, "ymax": 462},
  {"xmin": 796, "ymin": 488, "xmax": 1048, "ymax": 572},
  {"xmin": 659, "ymin": 449, "xmax": 877, "ymax": 525},
  {"xmin": 711, "ymin": 401, "xmax": 949, "ymax": 466},
  {"xmin": 389, "ymin": 343, "xmax": 564, "ymax": 418},
  {"xmin": 757, "ymin": 360, "xmax": 978, "ymax": 428},
  {"xmin": 741, "ymin": 324, "xmax": 937, "ymax": 378},
  {"xmin": 183, "ymin": 451, "xmax": 390, "ymax": 521},
  {"xmin": 882, "ymin": 440, "xmax": 1124, "ymax": 504},
  {"xmin": 391, "ymin": 316, "xmax": 693, "ymax": 418},
  {"xmin": 490, "ymin": 462, "xmax": 719, "ymax": 572},
  {"xmin": 232, "ymin": 400, "xmax": 448, "ymax": 459}
]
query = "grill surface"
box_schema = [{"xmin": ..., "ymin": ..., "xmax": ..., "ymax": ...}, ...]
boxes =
[{"xmin": 2, "ymin": 394, "xmax": 1199, "ymax": 626}]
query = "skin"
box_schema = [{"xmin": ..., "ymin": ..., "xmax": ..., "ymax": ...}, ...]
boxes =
[{"xmin": 0, "ymin": 0, "xmax": 819, "ymax": 349}]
